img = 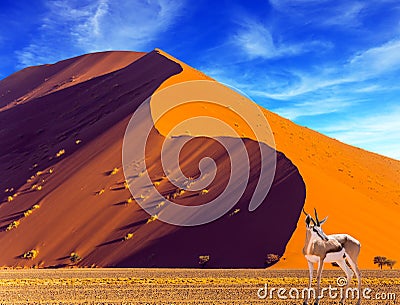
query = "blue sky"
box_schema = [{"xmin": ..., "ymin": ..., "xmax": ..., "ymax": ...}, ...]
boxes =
[{"xmin": 1, "ymin": 0, "xmax": 400, "ymax": 159}]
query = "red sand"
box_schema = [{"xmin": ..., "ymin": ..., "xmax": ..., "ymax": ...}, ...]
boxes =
[
  {"xmin": 0, "ymin": 50, "xmax": 304, "ymax": 268},
  {"xmin": 0, "ymin": 50, "xmax": 399, "ymax": 269},
  {"xmin": 0, "ymin": 51, "xmax": 145, "ymax": 111}
]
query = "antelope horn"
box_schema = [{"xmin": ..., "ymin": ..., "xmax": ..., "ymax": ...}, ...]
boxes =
[
  {"xmin": 314, "ymin": 208, "xmax": 320, "ymax": 226},
  {"xmin": 304, "ymin": 208, "xmax": 317, "ymax": 225}
]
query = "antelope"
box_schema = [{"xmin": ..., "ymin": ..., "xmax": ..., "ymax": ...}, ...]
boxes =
[{"xmin": 303, "ymin": 208, "xmax": 361, "ymax": 305}]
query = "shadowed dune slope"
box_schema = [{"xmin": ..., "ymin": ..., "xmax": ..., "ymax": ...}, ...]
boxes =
[
  {"xmin": 0, "ymin": 51, "xmax": 145, "ymax": 110},
  {"xmin": 0, "ymin": 50, "xmax": 179, "ymax": 202},
  {"xmin": 0, "ymin": 50, "xmax": 305, "ymax": 268}
]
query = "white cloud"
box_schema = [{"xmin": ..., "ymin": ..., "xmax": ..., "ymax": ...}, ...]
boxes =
[
  {"xmin": 16, "ymin": 44, "xmax": 66, "ymax": 68},
  {"xmin": 205, "ymin": 62, "xmax": 400, "ymax": 159},
  {"xmin": 272, "ymin": 98, "xmax": 358, "ymax": 120},
  {"xmin": 249, "ymin": 76, "xmax": 352, "ymax": 100},
  {"xmin": 321, "ymin": 2, "xmax": 365, "ymax": 27},
  {"xmin": 233, "ymin": 21, "xmax": 291, "ymax": 59},
  {"xmin": 348, "ymin": 39, "xmax": 400, "ymax": 78},
  {"xmin": 269, "ymin": 0, "xmax": 366, "ymax": 28},
  {"xmin": 71, "ymin": 0, "xmax": 184, "ymax": 51},
  {"xmin": 15, "ymin": 0, "xmax": 185, "ymax": 67},
  {"xmin": 244, "ymin": 37, "xmax": 400, "ymax": 100},
  {"xmin": 353, "ymin": 84, "xmax": 383, "ymax": 93},
  {"xmin": 233, "ymin": 20, "xmax": 330, "ymax": 59}
]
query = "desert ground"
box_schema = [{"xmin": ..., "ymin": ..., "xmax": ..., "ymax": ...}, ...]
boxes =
[{"xmin": 0, "ymin": 268, "xmax": 398, "ymax": 304}]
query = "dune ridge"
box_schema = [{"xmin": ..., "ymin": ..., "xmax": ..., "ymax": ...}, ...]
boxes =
[
  {"xmin": 0, "ymin": 51, "xmax": 145, "ymax": 111},
  {"xmin": 147, "ymin": 51, "xmax": 400, "ymax": 269},
  {"xmin": 0, "ymin": 49, "xmax": 398, "ymax": 268},
  {"xmin": 0, "ymin": 50, "xmax": 305, "ymax": 268}
]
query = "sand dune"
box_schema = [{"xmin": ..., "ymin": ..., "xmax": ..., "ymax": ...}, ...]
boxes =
[
  {"xmin": 0, "ymin": 49, "xmax": 398, "ymax": 269},
  {"xmin": 264, "ymin": 110, "xmax": 400, "ymax": 268},
  {"xmin": 0, "ymin": 50, "xmax": 304, "ymax": 268},
  {"xmin": 0, "ymin": 51, "xmax": 145, "ymax": 111},
  {"xmin": 143, "ymin": 50, "xmax": 400, "ymax": 269}
]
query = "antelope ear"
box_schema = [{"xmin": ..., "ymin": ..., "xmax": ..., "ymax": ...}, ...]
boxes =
[
  {"xmin": 305, "ymin": 215, "xmax": 311, "ymax": 227},
  {"xmin": 319, "ymin": 216, "xmax": 328, "ymax": 225}
]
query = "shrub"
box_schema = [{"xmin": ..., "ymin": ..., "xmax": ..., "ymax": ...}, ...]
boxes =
[
  {"xmin": 374, "ymin": 256, "xmax": 397, "ymax": 269},
  {"xmin": 6, "ymin": 220, "xmax": 20, "ymax": 231},
  {"xmin": 146, "ymin": 214, "xmax": 158, "ymax": 224},
  {"xmin": 229, "ymin": 209, "xmax": 240, "ymax": 217},
  {"xmin": 156, "ymin": 201, "xmax": 165, "ymax": 208},
  {"xmin": 56, "ymin": 149, "xmax": 65, "ymax": 157},
  {"xmin": 24, "ymin": 210, "xmax": 33, "ymax": 217},
  {"xmin": 31, "ymin": 184, "xmax": 43, "ymax": 191},
  {"xmin": 198, "ymin": 255, "xmax": 210, "ymax": 268},
  {"xmin": 69, "ymin": 252, "xmax": 81, "ymax": 263},
  {"xmin": 374, "ymin": 256, "xmax": 388, "ymax": 269},
  {"xmin": 385, "ymin": 259, "xmax": 397, "ymax": 269},
  {"xmin": 110, "ymin": 167, "xmax": 119, "ymax": 175},
  {"xmin": 265, "ymin": 254, "xmax": 281, "ymax": 266},
  {"xmin": 24, "ymin": 205, "xmax": 40, "ymax": 217},
  {"xmin": 23, "ymin": 249, "xmax": 39, "ymax": 259},
  {"xmin": 200, "ymin": 189, "xmax": 209, "ymax": 195},
  {"xmin": 95, "ymin": 189, "xmax": 105, "ymax": 196},
  {"xmin": 124, "ymin": 233, "xmax": 134, "ymax": 240}
]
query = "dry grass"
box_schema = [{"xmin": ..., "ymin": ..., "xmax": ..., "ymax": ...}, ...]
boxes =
[
  {"xmin": 146, "ymin": 214, "xmax": 158, "ymax": 224},
  {"xmin": 6, "ymin": 220, "xmax": 20, "ymax": 231},
  {"xmin": 24, "ymin": 205, "xmax": 40, "ymax": 217},
  {"xmin": 95, "ymin": 189, "xmax": 105, "ymax": 196},
  {"xmin": 229, "ymin": 209, "xmax": 240, "ymax": 217},
  {"xmin": 56, "ymin": 149, "xmax": 65, "ymax": 157},
  {"xmin": 124, "ymin": 233, "xmax": 134, "ymax": 240},
  {"xmin": 156, "ymin": 201, "xmax": 165, "ymax": 208},
  {"xmin": 110, "ymin": 167, "xmax": 119, "ymax": 175},
  {"xmin": 0, "ymin": 269, "xmax": 398, "ymax": 304},
  {"xmin": 200, "ymin": 189, "xmax": 209, "ymax": 195},
  {"xmin": 30, "ymin": 184, "xmax": 42, "ymax": 191}
]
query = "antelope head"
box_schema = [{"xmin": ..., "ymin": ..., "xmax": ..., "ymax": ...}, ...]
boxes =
[{"xmin": 303, "ymin": 208, "xmax": 329, "ymax": 241}]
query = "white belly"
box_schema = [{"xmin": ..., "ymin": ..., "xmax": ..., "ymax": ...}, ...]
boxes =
[{"xmin": 306, "ymin": 249, "xmax": 346, "ymax": 263}]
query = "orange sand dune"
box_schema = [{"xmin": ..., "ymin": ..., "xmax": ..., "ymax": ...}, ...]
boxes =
[
  {"xmin": 0, "ymin": 49, "xmax": 399, "ymax": 269},
  {"xmin": 151, "ymin": 51, "xmax": 400, "ymax": 269},
  {"xmin": 265, "ymin": 110, "xmax": 400, "ymax": 269}
]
